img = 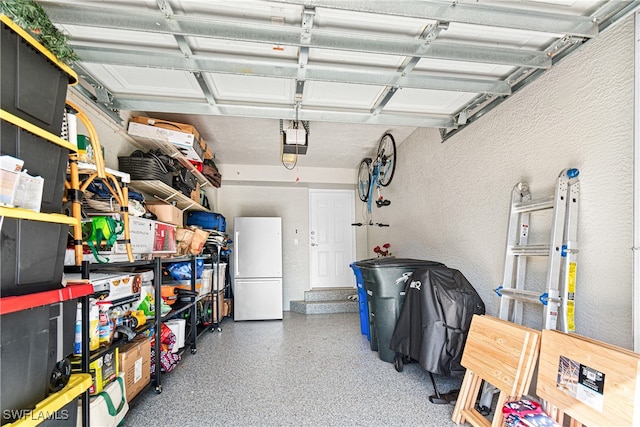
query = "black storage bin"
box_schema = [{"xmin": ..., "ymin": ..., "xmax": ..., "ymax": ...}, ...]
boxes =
[
  {"xmin": 1, "ymin": 18, "xmax": 76, "ymax": 135},
  {"xmin": 0, "ymin": 305, "xmax": 51, "ymax": 425},
  {"xmin": 1, "ymin": 120, "xmax": 70, "ymax": 213},
  {"xmin": 46, "ymin": 300, "xmax": 77, "ymax": 392},
  {"xmin": 355, "ymin": 257, "xmax": 445, "ymax": 363},
  {"xmin": 1, "ymin": 299, "xmax": 78, "ymax": 425},
  {"xmin": 1, "ymin": 218, "xmax": 67, "ymax": 297}
]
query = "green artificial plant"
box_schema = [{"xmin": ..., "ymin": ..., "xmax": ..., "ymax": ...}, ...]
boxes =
[{"xmin": 1, "ymin": 0, "xmax": 78, "ymax": 64}]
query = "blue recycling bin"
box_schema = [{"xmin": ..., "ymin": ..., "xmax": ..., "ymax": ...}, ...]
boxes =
[{"xmin": 349, "ymin": 262, "xmax": 370, "ymax": 340}]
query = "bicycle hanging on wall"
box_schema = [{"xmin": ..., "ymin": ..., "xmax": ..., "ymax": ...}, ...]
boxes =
[{"xmin": 353, "ymin": 132, "xmax": 396, "ymax": 227}]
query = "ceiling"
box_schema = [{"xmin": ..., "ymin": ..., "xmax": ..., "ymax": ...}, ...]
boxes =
[{"xmin": 39, "ymin": 0, "xmax": 638, "ymax": 169}]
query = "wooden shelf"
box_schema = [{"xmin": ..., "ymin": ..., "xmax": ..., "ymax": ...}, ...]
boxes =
[
  {"xmin": 127, "ymin": 134, "xmax": 211, "ymax": 188},
  {"xmin": 129, "ymin": 180, "xmax": 210, "ymax": 212}
]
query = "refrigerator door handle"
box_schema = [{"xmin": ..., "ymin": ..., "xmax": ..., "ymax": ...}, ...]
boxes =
[{"xmin": 234, "ymin": 229, "xmax": 240, "ymax": 276}]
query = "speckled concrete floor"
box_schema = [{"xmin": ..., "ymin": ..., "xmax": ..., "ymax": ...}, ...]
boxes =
[{"xmin": 123, "ymin": 312, "xmax": 461, "ymax": 427}]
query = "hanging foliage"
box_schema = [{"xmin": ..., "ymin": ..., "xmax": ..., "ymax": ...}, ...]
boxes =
[{"xmin": 1, "ymin": 0, "xmax": 78, "ymax": 64}]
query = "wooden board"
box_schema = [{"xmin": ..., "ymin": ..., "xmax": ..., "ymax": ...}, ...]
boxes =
[
  {"xmin": 452, "ymin": 315, "xmax": 541, "ymax": 426},
  {"xmin": 460, "ymin": 315, "xmax": 541, "ymax": 396},
  {"xmin": 536, "ymin": 329, "xmax": 640, "ymax": 427}
]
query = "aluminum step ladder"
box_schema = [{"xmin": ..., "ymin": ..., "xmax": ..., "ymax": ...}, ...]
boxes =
[
  {"xmin": 477, "ymin": 168, "xmax": 580, "ymax": 414},
  {"xmin": 496, "ymin": 168, "xmax": 580, "ymax": 332}
]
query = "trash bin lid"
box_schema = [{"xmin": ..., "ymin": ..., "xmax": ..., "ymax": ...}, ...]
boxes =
[{"xmin": 354, "ymin": 257, "xmax": 445, "ymax": 269}]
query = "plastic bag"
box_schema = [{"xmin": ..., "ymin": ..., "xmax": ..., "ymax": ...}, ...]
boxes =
[{"xmin": 166, "ymin": 259, "xmax": 204, "ymax": 280}]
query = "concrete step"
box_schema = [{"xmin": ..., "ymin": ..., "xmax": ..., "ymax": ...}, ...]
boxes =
[
  {"xmin": 290, "ymin": 299, "xmax": 358, "ymax": 315},
  {"xmin": 304, "ymin": 287, "xmax": 357, "ymax": 302}
]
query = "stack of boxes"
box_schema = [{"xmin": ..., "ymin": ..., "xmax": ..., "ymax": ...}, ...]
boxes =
[
  {"xmin": 0, "ymin": 15, "xmax": 91, "ymax": 425},
  {"xmin": 127, "ymin": 116, "xmax": 213, "ymax": 164}
]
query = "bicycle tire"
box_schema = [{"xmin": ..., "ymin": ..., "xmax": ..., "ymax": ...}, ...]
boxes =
[
  {"xmin": 357, "ymin": 158, "xmax": 372, "ymax": 202},
  {"xmin": 377, "ymin": 133, "xmax": 396, "ymax": 187}
]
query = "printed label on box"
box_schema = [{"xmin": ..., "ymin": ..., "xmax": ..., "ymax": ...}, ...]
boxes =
[{"xmin": 134, "ymin": 357, "xmax": 142, "ymax": 383}]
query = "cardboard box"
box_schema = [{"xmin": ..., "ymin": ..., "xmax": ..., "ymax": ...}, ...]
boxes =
[
  {"xmin": 112, "ymin": 216, "xmax": 176, "ymax": 255},
  {"xmin": 118, "ymin": 337, "xmax": 151, "ymax": 402},
  {"xmin": 115, "ymin": 216, "xmax": 155, "ymax": 254},
  {"xmin": 190, "ymin": 182, "xmax": 200, "ymax": 204},
  {"xmin": 127, "ymin": 121, "xmax": 205, "ymax": 163},
  {"xmin": 203, "ymin": 145, "xmax": 214, "ymax": 160},
  {"xmin": 146, "ymin": 201, "xmax": 184, "ymax": 226},
  {"xmin": 80, "ymin": 272, "xmax": 138, "ymax": 302},
  {"xmin": 154, "ymin": 221, "xmax": 177, "ymax": 252},
  {"xmin": 198, "ymin": 135, "xmax": 207, "ymax": 151},
  {"xmin": 130, "ymin": 116, "xmax": 201, "ymax": 142}
]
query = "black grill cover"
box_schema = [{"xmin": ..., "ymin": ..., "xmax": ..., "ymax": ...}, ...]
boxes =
[{"xmin": 389, "ymin": 266, "xmax": 485, "ymax": 378}]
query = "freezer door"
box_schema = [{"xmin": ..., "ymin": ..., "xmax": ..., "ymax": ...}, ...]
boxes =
[
  {"xmin": 233, "ymin": 278, "xmax": 283, "ymax": 321},
  {"xmin": 234, "ymin": 217, "xmax": 282, "ymax": 278}
]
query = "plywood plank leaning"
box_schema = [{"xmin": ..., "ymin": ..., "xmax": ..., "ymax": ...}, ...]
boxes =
[
  {"xmin": 536, "ymin": 329, "xmax": 640, "ymax": 427},
  {"xmin": 452, "ymin": 315, "xmax": 541, "ymax": 427}
]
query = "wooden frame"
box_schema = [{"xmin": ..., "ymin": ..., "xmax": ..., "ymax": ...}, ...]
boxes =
[{"xmin": 452, "ymin": 315, "xmax": 541, "ymax": 427}]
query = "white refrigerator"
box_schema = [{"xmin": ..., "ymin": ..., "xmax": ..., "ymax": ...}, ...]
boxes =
[{"xmin": 233, "ymin": 217, "xmax": 283, "ymax": 321}]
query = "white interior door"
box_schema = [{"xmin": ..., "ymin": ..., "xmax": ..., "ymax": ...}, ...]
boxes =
[{"xmin": 309, "ymin": 189, "xmax": 356, "ymax": 288}]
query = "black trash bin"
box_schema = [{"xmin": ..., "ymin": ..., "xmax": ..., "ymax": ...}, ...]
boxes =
[{"xmin": 355, "ymin": 257, "xmax": 445, "ymax": 363}]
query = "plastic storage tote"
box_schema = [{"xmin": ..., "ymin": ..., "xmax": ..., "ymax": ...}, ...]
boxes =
[
  {"xmin": 349, "ymin": 262, "xmax": 370, "ymax": 340},
  {"xmin": 0, "ymin": 284, "xmax": 92, "ymax": 425},
  {"xmin": 355, "ymin": 257, "xmax": 445, "ymax": 363},
  {"xmin": 1, "ymin": 16, "xmax": 77, "ymax": 135},
  {"xmin": 1, "ymin": 218, "xmax": 68, "ymax": 297},
  {"xmin": 1, "ymin": 120, "xmax": 71, "ymax": 213}
]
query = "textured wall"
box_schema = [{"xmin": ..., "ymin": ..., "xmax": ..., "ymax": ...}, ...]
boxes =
[
  {"xmin": 218, "ymin": 185, "xmax": 310, "ymax": 311},
  {"xmin": 369, "ymin": 16, "xmax": 635, "ymax": 348}
]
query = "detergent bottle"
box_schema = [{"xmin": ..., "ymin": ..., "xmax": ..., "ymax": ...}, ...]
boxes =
[{"xmin": 96, "ymin": 301, "xmax": 114, "ymax": 346}]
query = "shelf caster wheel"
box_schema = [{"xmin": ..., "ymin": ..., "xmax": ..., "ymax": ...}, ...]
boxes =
[
  {"xmin": 155, "ymin": 385, "xmax": 163, "ymax": 394},
  {"xmin": 191, "ymin": 348, "xmax": 197, "ymax": 354},
  {"xmin": 393, "ymin": 355, "xmax": 404, "ymax": 372}
]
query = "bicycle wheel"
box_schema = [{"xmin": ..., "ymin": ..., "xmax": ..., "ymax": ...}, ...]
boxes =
[
  {"xmin": 357, "ymin": 158, "xmax": 372, "ymax": 202},
  {"xmin": 377, "ymin": 133, "xmax": 396, "ymax": 187}
]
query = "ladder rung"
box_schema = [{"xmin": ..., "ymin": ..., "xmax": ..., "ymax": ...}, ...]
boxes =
[
  {"xmin": 509, "ymin": 244, "xmax": 550, "ymax": 256},
  {"xmin": 512, "ymin": 196, "xmax": 554, "ymax": 213},
  {"xmin": 498, "ymin": 289, "xmax": 556, "ymax": 304}
]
